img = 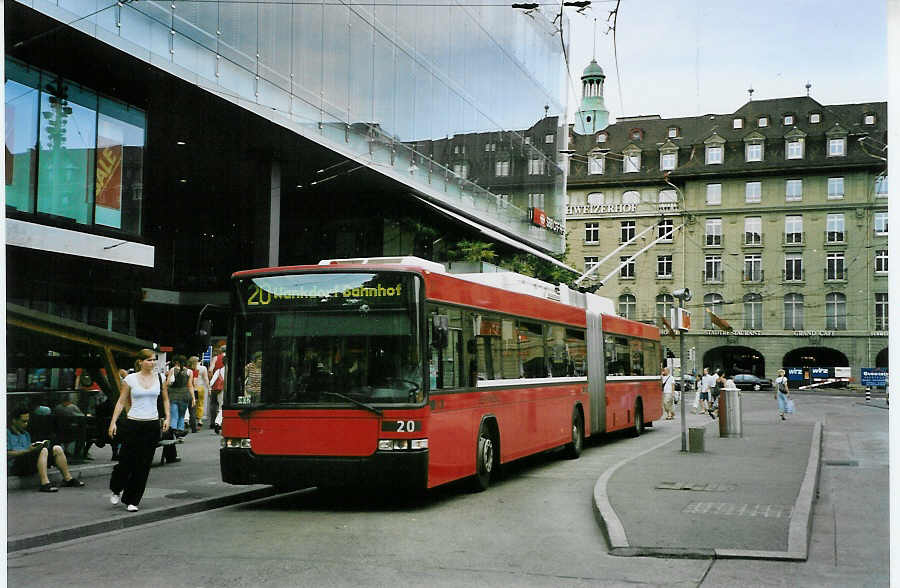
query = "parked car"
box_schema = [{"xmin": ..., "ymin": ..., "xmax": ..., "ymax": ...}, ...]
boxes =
[{"xmin": 733, "ymin": 373, "xmax": 773, "ymax": 391}]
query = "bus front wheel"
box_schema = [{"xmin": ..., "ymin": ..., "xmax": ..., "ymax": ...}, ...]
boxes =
[{"xmin": 471, "ymin": 423, "xmax": 496, "ymax": 492}]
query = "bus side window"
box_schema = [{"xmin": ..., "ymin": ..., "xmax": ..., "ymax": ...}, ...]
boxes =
[
  {"xmin": 630, "ymin": 339, "xmax": 644, "ymax": 376},
  {"xmin": 472, "ymin": 313, "xmax": 502, "ymax": 381},
  {"xmin": 500, "ymin": 319, "xmax": 518, "ymax": 379},
  {"xmin": 605, "ymin": 335, "xmax": 631, "ymax": 376},
  {"xmin": 444, "ymin": 309, "xmax": 463, "ymax": 388},
  {"xmin": 518, "ymin": 320, "xmax": 547, "ymax": 378},
  {"xmin": 566, "ymin": 329, "xmax": 587, "ymax": 376},
  {"xmin": 548, "ymin": 325, "xmax": 567, "ymax": 377},
  {"xmin": 643, "ymin": 340, "xmax": 661, "ymax": 376}
]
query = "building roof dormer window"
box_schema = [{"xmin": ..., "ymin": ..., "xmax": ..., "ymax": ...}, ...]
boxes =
[
  {"xmin": 623, "ymin": 146, "xmax": 641, "ymax": 173},
  {"xmin": 704, "ymin": 133, "xmax": 726, "ymax": 165},
  {"xmin": 596, "ymin": 132, "xmax": 607, "ymax": 143},
  {"xmin": 743, "ymin": 131, "xmax": 766, "ymax": 162},
  {"xmin": 659, "ymin": 141, "xmax": 678, "ymax": 171},
  {"xmin": 588, "ymin": 150, "xmax": 605, "ymax": 175},
  {"xmin": 783, "ymin": 114, "xmax": 794, "ymax": 126},
  {"xmin": 809, "ymin": 113, "xmax": 821, "ymax": 124},
  {"xmin": 784, "ymin": 128, "xmax": 807, "ymax": 160},
  {"xmin": 826, "ymin": 124, "xmax": 849, "ymax": 158},
  {"xmin": 758, "ymin": 116, "xmax": 769, "ymax": 127},
  {"xmin": 733, "ymin": 118, "xmax": 744, "ymax": 129},
  {"xmin": 667, "ymin": 127, "xmax": 679, "ymax": 138},
  {"xmin": 629, "ymin": 128, "xmax": 643, "ymax": 141},
  {"xmin": 864, "ymin": 114, "xmax": 876, "ymax": 125}
]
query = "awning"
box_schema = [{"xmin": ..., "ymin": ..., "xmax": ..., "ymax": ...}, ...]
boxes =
[
  {"xmin": 411, "ymin": 195, "xmax": 579, "ymax": 275},
  {"xmin": 7, "ymin": 303, "xmax": 158, "ymax": 395}
]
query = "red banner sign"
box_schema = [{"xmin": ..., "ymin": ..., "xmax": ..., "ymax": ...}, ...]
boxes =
[{"xmin": 95, "ymin": 140, "xmax": 123, "ymax": 210}]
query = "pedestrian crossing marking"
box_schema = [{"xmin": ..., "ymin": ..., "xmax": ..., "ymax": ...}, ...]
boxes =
[{"xmin": 681, "ymin": 502, "xmax": 793, "ymax": 518}]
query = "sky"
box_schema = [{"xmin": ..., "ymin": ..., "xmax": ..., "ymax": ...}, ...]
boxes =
[{"xmin": 564, "ymin": 0, "xmax": 889, "ymax": 122}]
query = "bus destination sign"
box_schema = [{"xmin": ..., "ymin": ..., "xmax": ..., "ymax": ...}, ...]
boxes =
[{"xmin": 240, "ymin": 273, "xmax": 413, "ymax": 308}]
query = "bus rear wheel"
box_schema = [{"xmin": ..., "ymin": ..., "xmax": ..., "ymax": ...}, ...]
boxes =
[
  {"xmin": 631, "ymin": 402, "xmax": 644, "ymax": 437},
  {"xmin": 471, "ymin": 423, "xmax": 496, "ymax": 492},
  {"xmin": 564, "ymin": 410, "xmax": 584, "ymax": 459}
]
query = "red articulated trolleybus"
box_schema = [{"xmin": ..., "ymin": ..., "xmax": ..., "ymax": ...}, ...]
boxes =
[{"xmin": 220, "ymin": 257, "xmax": 661, "ymax": 491}]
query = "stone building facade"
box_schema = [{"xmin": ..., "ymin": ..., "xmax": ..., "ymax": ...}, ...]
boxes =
[{"xmin": 566, "ymin": 86, "xmax": 888, "ymax": 385}]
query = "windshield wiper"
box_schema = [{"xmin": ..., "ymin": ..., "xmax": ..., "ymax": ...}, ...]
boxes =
[{"xmin": 323, "ymin": 392, "xmax": 382, "ymax": 416}]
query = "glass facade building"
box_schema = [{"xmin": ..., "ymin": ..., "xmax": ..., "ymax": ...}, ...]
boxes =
[
  {"xmin": 17, "ymin": 0, "xmax": 569, "ymax": 252},
  {"xmin": 6, "ymin": 58, "xmax": 146, "ymax": 234}
]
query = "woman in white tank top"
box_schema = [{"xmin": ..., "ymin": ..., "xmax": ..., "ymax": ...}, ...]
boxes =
[{"xmin": 107, "ymin": 348, "xmax": 171, "ymax": 512}]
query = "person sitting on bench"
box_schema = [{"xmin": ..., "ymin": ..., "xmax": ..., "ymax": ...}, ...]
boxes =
[{"xmin": 7, "ymin": 405, "xmax": 85, "ymax": 492}]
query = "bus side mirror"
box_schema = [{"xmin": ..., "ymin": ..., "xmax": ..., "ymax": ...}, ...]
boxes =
[
  {"xmin": 190, "ymin": 319, "xmax": 212, "ymax": 352},
  {"xmin": 432, "ymin": 315, "xmax": 449, "ymax": 348}
]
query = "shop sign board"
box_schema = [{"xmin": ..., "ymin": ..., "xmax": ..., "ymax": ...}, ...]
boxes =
[
  {"xmin": 861, "ymin": 368, "xmax": 888, "ymax": 387},
  {"xmin": 786, "ymin": 367, "xmax": 805, "ymax": 381}
]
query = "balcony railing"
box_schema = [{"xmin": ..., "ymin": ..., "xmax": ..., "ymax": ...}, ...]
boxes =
[
  {"xmin": 783, "ymin": 231, "xmax": 805, "ymax": 245},
  {"xmin": 783, "ymin": 269, "xmax": 805, "ymax": 282},
  {"xmin": 743, "ymin": 269, "xmax": 764, "ymax": 282},
  {"xmin": 743, "ymin": 234, "xmax": 763, "ymax": 247}
]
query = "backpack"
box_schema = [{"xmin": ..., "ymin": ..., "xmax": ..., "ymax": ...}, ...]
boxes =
[{"xmin": 173, "ymin": 368, "xmax": 190, "ymax": 388}]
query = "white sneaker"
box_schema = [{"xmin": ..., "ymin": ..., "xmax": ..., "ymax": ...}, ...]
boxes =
[
  {"xmin": 126, "ymin": 504, "xmax": 139, "ymax": 512},
  {"xmin": 110, "ymin": 493, "xmax": 120, "ymax": 505}
]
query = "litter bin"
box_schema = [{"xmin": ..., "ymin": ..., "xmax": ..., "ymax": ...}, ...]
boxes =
[
  {"xmin": 718, "ymin": 388, "xmax": 742, "ymax": 438},
  {"xmin": 688, "ymin": 427, "xmax": 705, "ymax": 453}
]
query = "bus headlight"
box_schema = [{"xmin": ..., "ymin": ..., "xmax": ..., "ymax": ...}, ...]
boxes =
[
  {"xmin": 378, "ymin": 439, "xmax": 428, "ymax": 451},
  {"xmin": 222, "ymin": 438, "xmax": 252, "ymax": 449}
]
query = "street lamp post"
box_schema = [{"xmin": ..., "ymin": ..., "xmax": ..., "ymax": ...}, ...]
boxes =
[{"xmin": 673, "ymin": 288, "xmax": 692, "ymax": 452}]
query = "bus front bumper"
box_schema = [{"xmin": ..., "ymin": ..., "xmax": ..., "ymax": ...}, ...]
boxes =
[{"xmin": 220, "ymin": 448, "xmax": 429, "ymax": 490}]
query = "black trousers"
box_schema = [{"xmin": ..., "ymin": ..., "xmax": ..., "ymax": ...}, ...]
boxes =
[
  {"xmin": 208, "ymin": 389, "xmax": 222, "ymax": 429},
  {"xmin": 109, "ymin": 419, "xmax": 158, "ymax": 506}
]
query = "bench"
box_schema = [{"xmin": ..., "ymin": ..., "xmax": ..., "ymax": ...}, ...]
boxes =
[{"xmin": 27, "ymin": 414, "xmax": 106, "ymax": 462}]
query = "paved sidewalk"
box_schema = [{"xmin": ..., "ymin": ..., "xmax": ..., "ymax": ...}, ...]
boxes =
[
  {"xmin": 593, "ymin": 413, "xmax": 821, "ymax": 561},
  {"xmin": 7, "ymin": 429, "xmax": 275, "ymax": 552}
]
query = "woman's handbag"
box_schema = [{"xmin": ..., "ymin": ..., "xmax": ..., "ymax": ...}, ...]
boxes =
[{"xmin": 785, "ymin": 397, "xmax": 795, "ymax": 414}]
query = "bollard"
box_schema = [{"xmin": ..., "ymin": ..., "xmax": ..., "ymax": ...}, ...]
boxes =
[
  {"xmin": 688, "ymin": 427, "xmax": 705, "ymax": 453},
  {"xmin": 866, "ymin": 387, "xmax": 871, "ymax": 402}
]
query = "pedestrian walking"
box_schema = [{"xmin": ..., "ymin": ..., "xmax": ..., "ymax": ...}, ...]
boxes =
[
  {"xmin": 775, "ymin": 369, "xmax": 790, "ymax": 420},
  {"xmin": 189, "ymin": 356, "xmax": 209, "ymax": 429},
  {"xmin": 208, "ymin": 344, "xmax": 226, "ymax": 434},
  {"xmin": 699, "ymin": 367, "xmax": 715, "ymax": 415},
  {"xmin": 108, "ymin": 349, "xmax": 171, "ymax": 512},
  {"xmin": 167, "ymin": 355, "xmax": 194, "ymax": 436},
  {"xmin": 709, "ymin": 369, "xmax": 725, "ymax": 418},
  {"xmin": 661, "ymin": 367, "xmax": 676, "ymax": 420}
]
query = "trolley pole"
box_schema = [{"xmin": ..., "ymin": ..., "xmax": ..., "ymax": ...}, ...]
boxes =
[{"xmin": 673, "ymin": 288, "xmax": 692, "ymax": 452}]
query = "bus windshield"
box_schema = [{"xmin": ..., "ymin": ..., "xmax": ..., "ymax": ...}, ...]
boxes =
[{"xmin": 230, "ymin": 272, "xmax": 423, "ymax": 407}]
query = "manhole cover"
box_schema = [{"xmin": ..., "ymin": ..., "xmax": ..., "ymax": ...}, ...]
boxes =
[{"xmin": 656, "ymin": 481, "xmax": 736, "ymax": 492}]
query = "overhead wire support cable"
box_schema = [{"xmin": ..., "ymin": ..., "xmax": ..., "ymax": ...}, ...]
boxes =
[
  {"xmin": 574, "ymin": 221, "xmax": 660, "ymax": 285},
  {"xmin": 595, "ymin": 224, "xmax": 685, "ymax": 287}
]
